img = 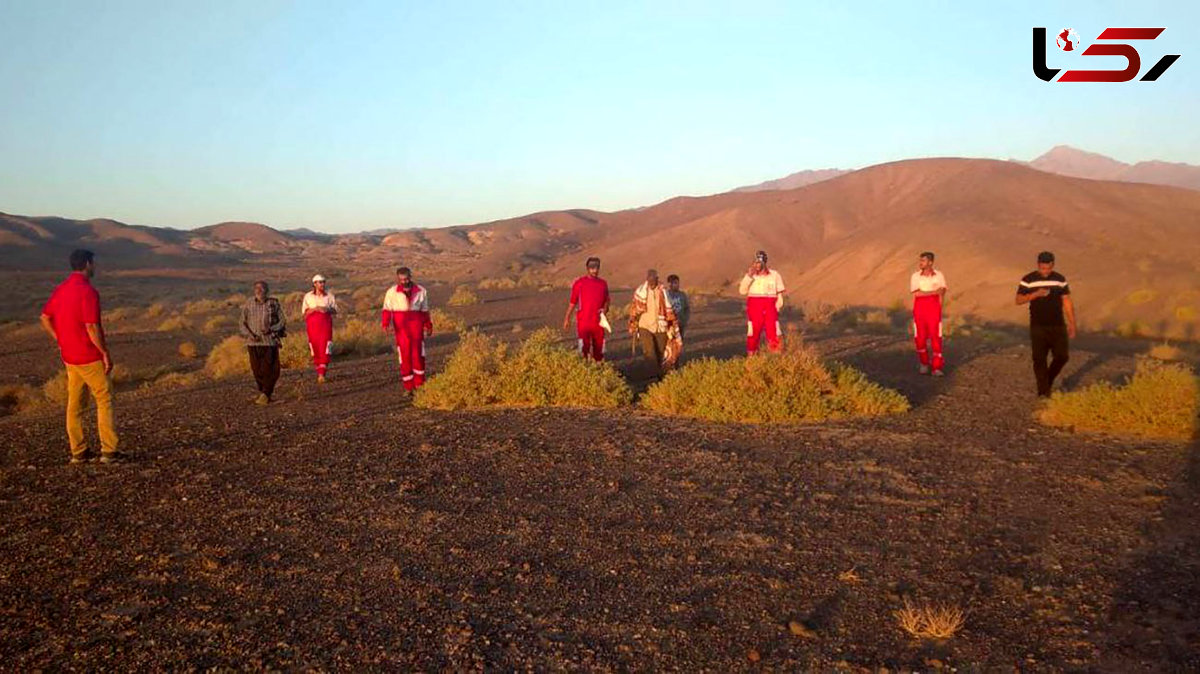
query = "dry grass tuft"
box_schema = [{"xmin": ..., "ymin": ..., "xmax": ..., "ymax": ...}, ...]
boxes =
[
  {"xmin": 1147, "ymin": 342, "xmax": 1183, "ymax": 362},
  {"xmin": 642, "ymin": 342, "xmax": 909, "ymax": 424},
  {"xmin": 203, "ymin": 315, "xmax": 236, "ymax": 335},
  {"xmin": 894, "ymin": 599, "xmax": 965, "ymax": 640},
  {"xmin": 145, "ymin": 303, "xmax": 166, "ymax": 318},
  {"xmin": 0, "ymin": 384, "xmax": 43, "ymax": 416},
  {"xmin": 1039, "ymin": 360, "xmax": 1198, "ymax": 440},
  {"xmin": 477, "ymin": 277, "xmax": 518, "ymax": 290},
  {"xmin": 837, "ymin": 567, "xmax": 863, "ymax": 584},
  {"xmin": 142, "ymin": 371, "xmax": 204, "ymax": 391},
  {"xmin": 205, "ymin": 336, "xmax": 250, "ymax": 378},
  {"xmin": 415, "ymin": 328, "xmax": 632, "ymax": 410},
  {"xmin": 448, "ymin": 285, "xmax": 481, "ymax": 307},
  {"xmin": 156, "ymin": 316, "xmax": 193, "ymax": 332},
  {"xmin": 183, "ymin": 299, "xmax": 223, "ymax": 315},
  {"xmin": 178, "ymin": 342, "xmax": 199, "ymax": 359}
]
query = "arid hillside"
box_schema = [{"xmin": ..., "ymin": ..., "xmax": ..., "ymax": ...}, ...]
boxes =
[{"xmin": 5, "ymin": 157, "xmax": 1200, "ymax": 336}]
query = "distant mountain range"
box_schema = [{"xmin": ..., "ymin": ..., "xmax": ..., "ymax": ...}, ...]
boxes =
[
  {"xmin": 4, "ymin": 148, "xmax": 1200, "ymax": 336},
  {"xmin": 734, "ymin": 145, "xmax": 1200, "ymax": 193}
]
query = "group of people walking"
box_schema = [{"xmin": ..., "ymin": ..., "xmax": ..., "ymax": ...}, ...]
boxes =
[{"xmin": 39, "ymin": 246, "xmax": 1077, "ymax": 464}]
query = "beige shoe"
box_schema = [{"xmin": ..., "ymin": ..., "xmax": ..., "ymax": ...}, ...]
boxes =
[
  {"xmin": 255, "ymin": 393, "xmax": 270, "ymax": 405},
  {"xmin": 317, "ymin": 374, "xmax": 326, "ymax": 384}
]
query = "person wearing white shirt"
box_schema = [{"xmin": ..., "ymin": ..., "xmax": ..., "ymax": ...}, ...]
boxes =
[
  {"xmin": 909, "ymin": 252, "xmax": 947, "ymax": 376},
  {"xmin": 737, "ymin": 250, "xmax": 786, "ymax": 354},
  {"xmin": 302, "ymin": 274, "xmax": 338, "ymax": 383}
]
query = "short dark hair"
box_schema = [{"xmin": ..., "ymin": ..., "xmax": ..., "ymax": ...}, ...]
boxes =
[
  {"xmin": 646, "ymin": 268, "xmax": 659, "ymax": 280},
  {"xmin": 920, "ymin": 251, "xmax": 935, "ymax": 261},
  {"xmin": 69, "ymin": 249, "xmax": 94, "ymax": 271},
  {"xmin": 666, "ymin": 274, "xmax": 680, "ymax": 283},
  {"xmin": 1037, "ymin": 251, "xmax": 1055, "ymax": 264},
  {"xmin": 254, "ymin": 280, "xmax": 269, "ymax": 291},
  {"xmin": 396, "ymin": 266, "xmax": 412, "ymax": 276},
  {"xmin": 585, "ymin": 257, "xmax": 600, "ymax": 269}
]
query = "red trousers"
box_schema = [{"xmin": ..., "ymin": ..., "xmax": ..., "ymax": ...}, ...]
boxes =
[
  {"xmin": 577, "ymin": 323, "xmax": 605, "ymax": 361},
  {"xmin": 305, "ymin": 311, "xmax": 333, "ymax": 376},
  {"xmin": 746, "ymin": 296, "xmax": 781, "ymax": 354},
  {"xmin": 913, "ymin": 295, "xmax": 944, "ymax": 371},
  {"xmin": 394, "ymin": 320, "xmax": 427, "ymax": 391}
]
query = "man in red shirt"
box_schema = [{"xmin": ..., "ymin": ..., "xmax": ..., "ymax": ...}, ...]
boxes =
[
  {"xmin": 562, "ymin": 257, "xmax": 611, "ymax": 361},
  {"xmin": 39, "ymin": 249, "xmax": 123, "ymax": 464}
]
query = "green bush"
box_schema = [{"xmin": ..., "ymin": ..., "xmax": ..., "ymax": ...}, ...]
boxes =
[
  {"xmin": 641, "ymin": 343, "xmax": 909, "ymax": 424},
  {"xmin": 415, "ymin": 328, "xmax": 632, "ymax": 410},
  {"xmin": 448, "ymin": 285, "xmax": 481, "ymax": 306},
  {"xmin": 1038, "ymin": 360, "xmax": 1198, "ymax": 440}
]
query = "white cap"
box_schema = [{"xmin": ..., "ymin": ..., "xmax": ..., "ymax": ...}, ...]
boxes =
[{"xmin": 312, "ymin": 274, "xmax": 326, "ymax": 283}]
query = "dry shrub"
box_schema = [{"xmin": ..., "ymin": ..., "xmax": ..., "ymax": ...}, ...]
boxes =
[
  {"xmin": 689, "ymin": 293, "xmax": 711, "ymax": 310},
  {"xmin": 183, "ymin": 298, "xmax": 223, "ymax": 315},
  {"xmin": 802, "ymin": 300, "xmax": 840, "ymax": 325},
  {"xmin": 224, "ymin": 293, "xmax": 247, "ymax": 306},
  {"xmin": 448, "ymin": 285, "xmax": 481, "ymax": 307},
  {"xmin": 1148, "ymin": 342, "xmax": 1183, "ymax": 362},
  {"xmin": 280, "ymin": 336, "xmax": 311, "ymax": 369},
  {"xmin": 415, "ymin": 328, "xmax": 632, "ymax": 410},
  {"xmin": 334, "ymin": 318, "xmax": 392, "ymax": 357},
  {"xmin": 642, "ymin": 342, "xmax": 909, "ymax": 424},
  {"xmin": 106, "ymin": 306, "xmax": 140, "ymax": 322},
  {"xmin": 282, "ymin": 291, "xmax": 306, "ymax": 322},
  {"xmin": 512, "ymin": 322, "xmax": 524, "ymax": 333},
  {"xmin": 1116, "ymin": 320, "xmax": 1148, "ymax": 339},
  {"xmin": 43, "ymin": 370, "xmax": 69, "ymax": 405},
  {"xmin": 431, "ymin": 308, "xmax": 466, "ymax": 334},
  {"xmin": 142, "ymin": 371, "xmax": 203, "ymax": 391},
  {"xmin": 146, "ymin": 303, "xmax": 166, "ymax": 318},
  {"xmin": 0, "ymin": 384, "xmax": 43, "ymax": 416},
  {"xmin": 894, "ymin": 600, "xmax": 965, "ymax": 640},
  {"xmin": 178, "ymin": 341, "xmax": 199, "ymax": 359},
  {"xmin": 156, "ymin": 316, "xmax": 193, "ymax": 332},
  {"xmin": 205, "ymin": 336, "xmax": 250, "ymax": 378},
  {"xmin": 351, "ymin": 286, "xmax": 382, "ymax": 312},
  {"xmin": 203, "ymin": 315, "xmax": 236, "ymax": 335},
  {"xmin": 1038, "ymin": 360, "xmax": 1198, "ymax": 440},
  {"xmin": 478, "ymin": 277, "xmax": 518, "ymax": 290}
]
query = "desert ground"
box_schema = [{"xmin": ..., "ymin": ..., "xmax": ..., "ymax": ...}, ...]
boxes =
[{"xmin": 1, "ymin": 283, "xmax": 1197, "ymax": 670}]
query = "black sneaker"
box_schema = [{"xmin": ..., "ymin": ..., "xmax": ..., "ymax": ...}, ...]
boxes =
[
  {"xmin": 69, "ymin": 450, "xmax": 97, "ymax": 465},
  {"xmin": 99, "ymin": 451, "xmax": 129, "ymax": 464}
]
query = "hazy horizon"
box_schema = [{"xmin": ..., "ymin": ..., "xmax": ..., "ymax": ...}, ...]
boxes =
[{"xmin": 2, "ymin": 1, "xmax": 1196, "ymax": 232}]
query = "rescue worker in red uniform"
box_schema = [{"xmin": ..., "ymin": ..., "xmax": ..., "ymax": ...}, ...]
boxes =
[
  {"xmin": 381, "ymin": 267, "xmax": 433, "ymax": 394},
  {"xmin": 910, "ymin": 251, "xmax": 947, "ymax": 376},
  {"xmin": 302, "ymin": 274, "xmax": 338, "ymax": 383},
  {"xmin": 562, "ymin": 256, "xmax": 611, "ymax": 361},
  {"xmin": 738, "ymin": 250, "xmax": 786, "ymax": 354}
]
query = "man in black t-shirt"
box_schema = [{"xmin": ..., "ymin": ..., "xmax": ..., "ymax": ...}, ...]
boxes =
[{"xmin": 1015, "ymin": 251, "xmax": 1077, "ymax": 397}]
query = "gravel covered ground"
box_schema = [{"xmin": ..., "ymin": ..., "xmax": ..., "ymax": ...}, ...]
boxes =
[{"xmin": 1, "ymin": 291, "xmax": 1197, "ymax": 670}]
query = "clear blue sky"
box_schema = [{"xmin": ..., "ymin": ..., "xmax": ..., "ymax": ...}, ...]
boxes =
[{"xmin": 0, "ymin": 0, "xmax": 1195, "ymax": 232}]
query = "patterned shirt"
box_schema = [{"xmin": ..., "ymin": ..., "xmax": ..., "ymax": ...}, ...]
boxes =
[{"xmin": 241, "ymin": 297, "xmax": 286, "ymax": 346}]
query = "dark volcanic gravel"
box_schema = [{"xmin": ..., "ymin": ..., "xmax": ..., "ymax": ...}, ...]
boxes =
[{"xmin": 1, "ymin": 292, "xmax": 1197, "ymax": 670}]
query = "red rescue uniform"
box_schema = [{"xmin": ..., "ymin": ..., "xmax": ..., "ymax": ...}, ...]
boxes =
[{"xmin": 382, "ymin": 283, "xmax": 433, "ymax": 391}]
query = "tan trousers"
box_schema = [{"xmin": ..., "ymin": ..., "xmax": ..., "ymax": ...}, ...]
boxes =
[{"xmin": 65, "ymin": 361, "xmax": 118, "ymax": 456}]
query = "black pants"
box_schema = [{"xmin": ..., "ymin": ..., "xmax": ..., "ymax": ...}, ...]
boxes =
[
  {"xmin": 248, "ymin": 346, "xmax": 281, "ymax": 397},
  {"xmin": 1030, "ymin": 325, "xmax": 1069, "ymax": 397}
]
